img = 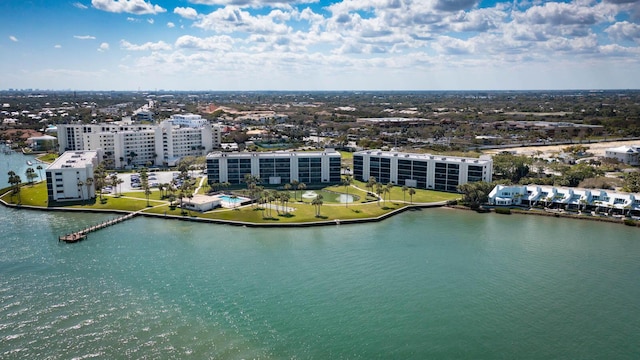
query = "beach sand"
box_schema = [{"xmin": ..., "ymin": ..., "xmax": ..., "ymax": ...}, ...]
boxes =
[{"xmin": 483, "ymin": 140, "xmax": 640, "ymax": 157}]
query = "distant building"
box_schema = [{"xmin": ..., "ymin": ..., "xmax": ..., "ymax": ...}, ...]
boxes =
[
  {"xmin": 604, "ymin": 145, "xmax": 640, "ymax": 165},
  {"xmin": 45, "ymin": 150, "xmax": 100, "ymax": 202},
  {"xmin": 134, "ymin": 110, "xmax": 154, "ymax": 122},
  {"xmin": 56, "ymin": 114, "xmax": 221, "ymax": 168},
  {"xmin": 27, "ymin": 135, "xmax": 58, "ymax": 152},
  {"xmin": 353, "ymin": 150, "xmax": 492, "ymax": 192},
  {"xmin": 206, "ymin": 149, "xmax": 341, "ymax": 186}
]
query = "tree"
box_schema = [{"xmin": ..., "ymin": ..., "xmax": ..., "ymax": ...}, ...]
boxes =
[
  {"xmin": 385, "ymin": 182, "xmax": 394, "ymax": 204},
  {"xmin": 623, "ymin": 171, "xmax": 640, "ymax": 193},
  {"xmin": 25, "ymin": 167, "xmax": 37, "ymax": 185},
  {"xmin": 457, "ymin": 182, "xmax": 495, "ymax": 209},
  {"xmin": 85, "ymin": 177, "xmax": 94, "ymax": 202},
  {"xmin": 408, "ymin": 188, "xmax": 416, "ymax": 204},
  {"xmin": 7, "ymin": 171, "xmax": 22, "ymax": 203},
  {"xmin": 402, "ymin": 185, "xmax": 408, "ymax": 203},
  {"xmin": 297, "ymin": 183, "xmax": 306, "ymax": 201},
  {"xmin": 291, "ymin": 179, "xmax": 300, "ymax": 201},
  {"xmin": 366, "ymin": 176, "xmax": 377, "ymax": 194},
  {"xmin": 77, "ymin": 179, "xmax": 84, "ymax": 200},
  {"xmin": 93, "ymin": 164, "xmax": 107, "ymax": 201},
  {"xmin": 280, "ymin": 191, "xmax": 291, "ymax": 215},
  {"xmin": 492, "ymin": 153, "xmax": 531, "ymax": 183},
  {"xmin": 36, "ymin": 165, "xmax": 43, "ymax": 180},
  {"xmin": 312, "ymin": 194, "xmax": 324, "ymax": 217},
  {"xmin": 342, "ymin": 175, "xmax": 352, "ymax": 207},
  {"xmin": 375, "ymin": 182, "xmax": 384, "ymax": 206},
  {"xmin": 110, "ymin": 174, "xmax": 119, "ymax": 196}
]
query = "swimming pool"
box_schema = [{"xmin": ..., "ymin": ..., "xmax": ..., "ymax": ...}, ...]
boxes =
[{"xmin": 219, "ymin": 195, "xmax": 244, "ymax": 203}]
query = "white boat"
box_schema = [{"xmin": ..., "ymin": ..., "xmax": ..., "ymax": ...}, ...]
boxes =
[{"xmin": 26, "ymin": 160, "xmax": 33, "ymax": 166}]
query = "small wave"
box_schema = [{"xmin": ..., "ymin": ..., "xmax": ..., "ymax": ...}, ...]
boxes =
[
  {"xmin": 4, "ymin": 332, "xmax": 25, "ymax": 340},
  {"xmin": 71, "ymin": 352, "xmax": 104, "ymax": 360}
]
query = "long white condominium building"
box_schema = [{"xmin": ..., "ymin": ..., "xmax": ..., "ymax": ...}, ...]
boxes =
[
  {"xmin": 206, "ymin": 150, "xmax": 342, "ymax": 186},
  {"xmin": 353, "ymin": 150, "xmax": 493, "ymax": 192},
  {"xmin": 45, "ymin": 150, "xmax": 99, "ymax": 202},
  {"xmin": 56, "ymin": 114, "xmax": 221, "ymax": 168}
]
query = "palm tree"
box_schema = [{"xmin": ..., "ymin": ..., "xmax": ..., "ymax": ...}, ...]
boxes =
[
  {"xmin": 7, "ymin": 171, "xmax": 22, "ymax": 202},
  {"xmin": 375, "ymin": 182, "xmax": 384, "ymax": 206},
  {"xmin": 385, "ymin": 182, "xmax": 394, "ymax": 204},
  {"xmin": 342, "ymin": 175, "xmax": 352, "ymax": 208},
  {"xmin": 280, "ymin": 191, "xmax": 291, "ymax": 215},
  {"xmin": 85, "ymin": 177, "xmax": 94, "ymax": 201},
  {"xmin": 408, "ymin": 188, "xmax": 416, "ymax": 204},
  {"xmin": 36, "ymin": 165, "xmax": 43, "ymax": 180},
  {"xmin": 25, "ymin": 167, "xmax": 37, "ymax": 185},
  {"xmin": 312, "ymin": 194, "xmax": 324, "ymax": 217},
  {"xmin": 297, "ymin": 183, "xmax": 306, "ymax": 201},
  {"xmin": 144, "ymin": 184, "xmax": 152, "ymax": 206},
  {"xmin": 402, "ymin": 185, "xmax": 408, "ymax": 203},
  {"xmin": 110, "ymin": 174, "xmax": 119, "ymax": 195},
  {"xmin": 93, "ymin": 164, "xmax": 107, "ymax": 201},
  {"xmin": 261, "ymin": 190, "xmax": 270, "ymax": 218},
  {"xmin": 291, "ymin": 179, "xmax": 300, "ymax": 201},
  {"xmin": 116, "ymin": 177, "xmax": 124, "ymax": 196},
  {"xmin": 186, "ymin": 192, "xmax": 194, "ymax": 215},
  {"xmin": 366, "ymin": 176, "xmax": 377, "ymax": 194},
  {"xmin": 77, "ymin": 179, "xmax": 84, "ymax": 200}
]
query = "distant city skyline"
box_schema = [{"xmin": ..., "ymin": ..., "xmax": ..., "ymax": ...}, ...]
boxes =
[{"xmin": 2, "ymin": 0, "xmax": 640, "ymax": 91}]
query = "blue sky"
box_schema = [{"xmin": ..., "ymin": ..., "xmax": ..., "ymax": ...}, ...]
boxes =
[{"xmin": 1, "ymin": 0, "xmax": 640, "ymax": 91}]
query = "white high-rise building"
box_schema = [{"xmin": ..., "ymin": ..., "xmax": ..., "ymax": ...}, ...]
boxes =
[
  {"xmin": 56, "ymin": 114, "xmax": 221, "ymax": 168},
  {"xmin": 45, "ymin": 150, "xmax": 100, "ymax": 202}
]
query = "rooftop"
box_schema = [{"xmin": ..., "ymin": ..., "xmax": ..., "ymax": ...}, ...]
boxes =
[{"xmin": 48, "ymin": 151, "xmax": 98, "ymax": 170}]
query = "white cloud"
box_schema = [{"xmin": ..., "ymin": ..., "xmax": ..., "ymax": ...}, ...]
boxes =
[
  {"xmin": 54, "ymin": 44, "xmax": 62, "ymax": 48},
  {"xmin": 174, "ymin": 35, "xmax": 234, "ymax": 51},
  {"xmin": 127, "ymin": 17, "xmax": 139, "ymax": 22},
  {"xmin": 120, "ymin": 39, "xmax": 172, "ymax": 51},
  {"xmin": 91, "ymin": 0, "xmax": 166, "ymax": 15},
  {"xmin": 194, "ymin": 7, "xmax": 291, "ymax": 34},
  {"xmin": 147, "ymin": 18, "xmax": 154, "ymax": 24},
  {"xmin": 74, "ymin": 35, "xmax": 96, "ymax": 40},
  {"xmin": 174, "ymin": 7, "xmax": 198, "ymax": 19},
  {"xmin": 73, "ymin": 2, "xmax": 88, "ymax": 9},
  {"xmin": 98, "ymin": 42, "xmax": 110, "ymax": 52},
  {"xmin": 186, "ymin": 0, "xmax": 316, "ymax": 7},
  {"xmin": 606, "ymin": 21, "xmax": 640, "ymax": 43},
  {"xmin": 9, "ymin": 35, "xmax": 18, "ymax": 42},
  {"xmin": 167, "ymin": 22, "xmax": 175, "ymax": 28}
]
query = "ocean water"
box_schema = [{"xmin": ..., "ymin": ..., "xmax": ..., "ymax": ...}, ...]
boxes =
[
  {"xmin": 1, "ymin": 145, "xmax": 39, "ymax": 188},
  {"xmin": 0, "ymin": 205, "xmax": 639, "ymax": 359}
]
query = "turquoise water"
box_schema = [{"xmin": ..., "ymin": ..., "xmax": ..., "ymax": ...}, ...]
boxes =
[
  {"xmin": 1, "ymin": 145, "xmax": 39, "ymax": 188},
  {"xmin": 219, "ymin": 195, "xmax": 244, "ymax": 203},
  {"xmin": 0, "ymin": 205, "xmax": 639, "ymax": 359}
]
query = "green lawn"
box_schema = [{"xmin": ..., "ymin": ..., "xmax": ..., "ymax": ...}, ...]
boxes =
[{"xmin": 2, "ymin": 178, "xmax": 460, "ymax": 224}]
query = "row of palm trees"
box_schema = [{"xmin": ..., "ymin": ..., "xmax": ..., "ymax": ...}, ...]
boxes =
[{"xmin": 364, "ymin": 176, "xmax": 416, "ymax": 206}]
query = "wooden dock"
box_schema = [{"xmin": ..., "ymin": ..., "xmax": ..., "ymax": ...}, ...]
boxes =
[{"xmin": 59, "ymin": 213, "xmax": 137, "ymax": 243}]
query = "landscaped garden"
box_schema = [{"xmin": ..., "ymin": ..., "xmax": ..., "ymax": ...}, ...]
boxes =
[{"xmin": 1, "ymin": 177, "xmax": 461, "ymax": 225}]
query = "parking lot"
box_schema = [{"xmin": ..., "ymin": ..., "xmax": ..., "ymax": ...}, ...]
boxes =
[{"xmin": 106, "ymin": 171, "xmax": 198, "ymax": 193}]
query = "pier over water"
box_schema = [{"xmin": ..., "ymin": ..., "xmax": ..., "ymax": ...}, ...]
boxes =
[{"xmin": 59, "ymin": 212, "xmax": 137, "ymax": 243}]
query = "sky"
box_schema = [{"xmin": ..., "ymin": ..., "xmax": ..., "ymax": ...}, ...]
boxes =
[{"xmin": 1, "ymin": 0, "xmax": 640, "ymax": 91}]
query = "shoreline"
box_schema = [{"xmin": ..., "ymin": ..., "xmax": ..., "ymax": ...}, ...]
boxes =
[
  {"xmin": 449, "ymin": 204, "xmax": 640, "ymax": 227},
  {"xmin": 0, "ymin": 193, "xmax": 448, "ymax": 229}
]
